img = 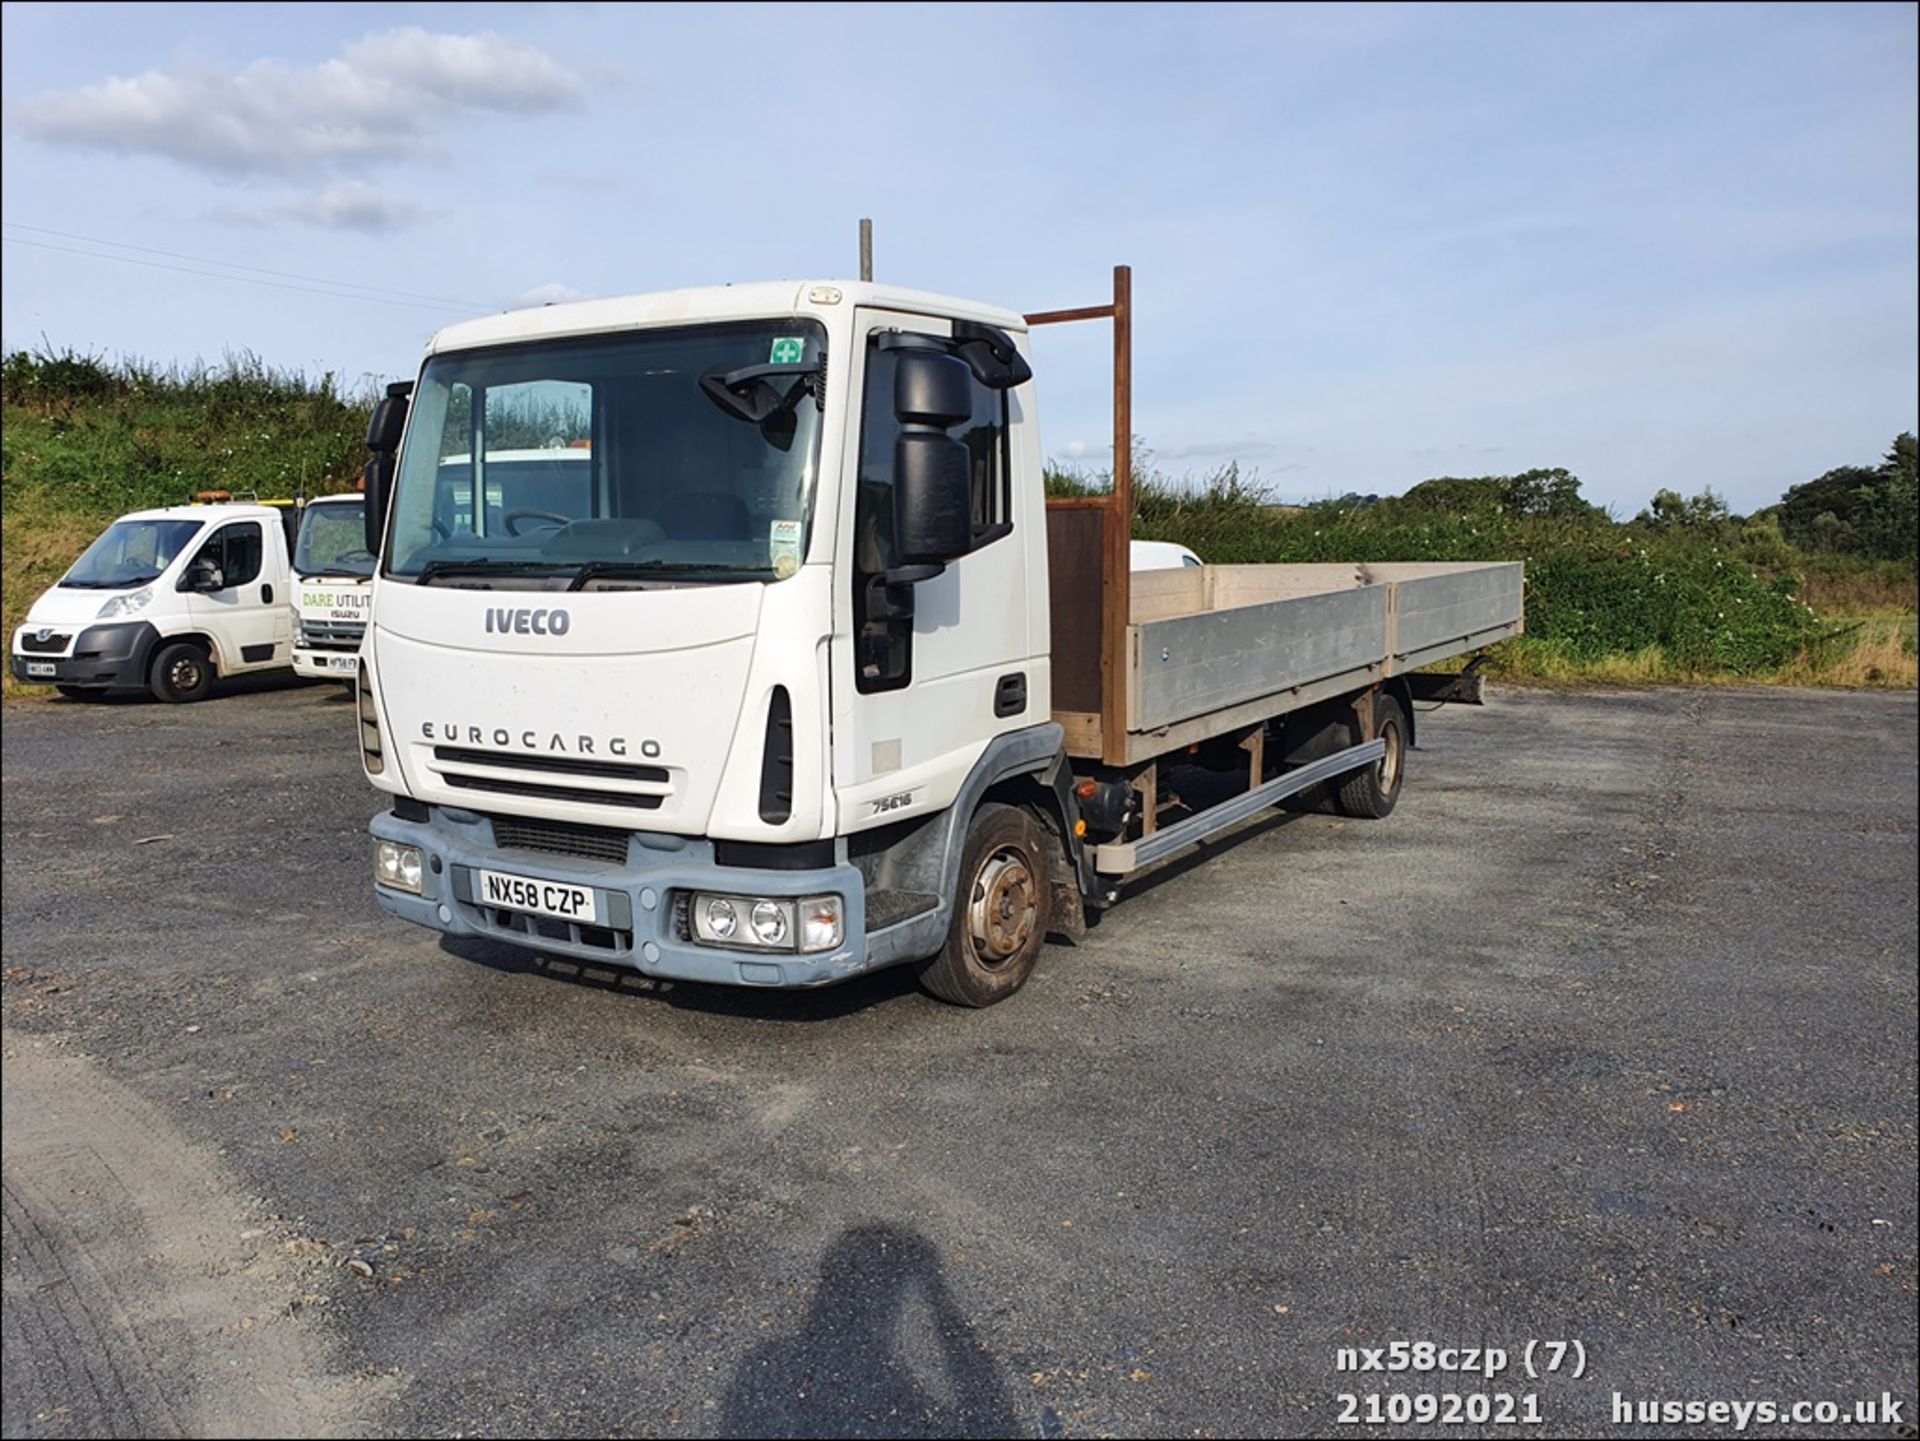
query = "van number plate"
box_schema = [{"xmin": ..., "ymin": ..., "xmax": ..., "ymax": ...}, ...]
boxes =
[
  {"xmin": 25, "ymin": 662, "xmax": 56, "ymax": 678},
  {"xmin": 476, "ymin": 869, "xmax": 598, "ymax": 924}
]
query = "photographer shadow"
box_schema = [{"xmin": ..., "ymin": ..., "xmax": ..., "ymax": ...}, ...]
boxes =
[{"xmin": 722, "ymin": 1223, "xmax": 1017, "ymax": 1439}]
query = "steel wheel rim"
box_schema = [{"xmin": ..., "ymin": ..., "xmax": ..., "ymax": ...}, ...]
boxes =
[
  {"xmin": 169, "ymin": 655, "xmax": 203, "ymax": 692},
  {"xmin": 1378, "ymin": 718, "xmax": 1401, "ymax": 792},
  {"xmin": 968, "ymin": 846, "xmax": 1037, "ymax": 967}
]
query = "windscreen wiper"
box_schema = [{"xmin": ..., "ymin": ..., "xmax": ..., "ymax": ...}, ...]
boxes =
[
  {"xmin": 565, "ymin": 560, "xmax": 761, "ymax": 591},
  {"xmin": 415, "ymin": 558, "xmax": 575, "ymax": 585}
]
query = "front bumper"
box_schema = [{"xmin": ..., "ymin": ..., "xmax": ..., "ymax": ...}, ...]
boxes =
[
  {"xmin": 370, "ymin": 806, "xmax": 882, "ymax": 988},
  {"xmin": 292, "ymin": 646, "xmax": 360, "ymax": 679},
  {"xmin": 10, "ymin": 621, "xmax": 158, "ymax": 690}
]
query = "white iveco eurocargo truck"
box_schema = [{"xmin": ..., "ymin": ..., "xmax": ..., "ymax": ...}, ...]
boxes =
[{"xmin": 358, "ymin": 268, "xmax": 1523, "ymax": 1006}]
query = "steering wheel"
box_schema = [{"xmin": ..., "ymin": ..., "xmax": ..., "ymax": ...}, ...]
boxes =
[
  {"xmin": 504, "ymin": 509, "xmax": 570, "ymax": 537},
  {"xmin": 338, "ymin": 548, "xmax": 377, "ymax": 565}
]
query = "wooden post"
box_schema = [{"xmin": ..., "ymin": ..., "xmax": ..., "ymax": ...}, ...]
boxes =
[{"xmin": 1102, "ymin": 264, "xmax": 1133, "ymax": 765}]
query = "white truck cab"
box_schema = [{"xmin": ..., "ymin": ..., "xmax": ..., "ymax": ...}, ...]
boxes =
[
  {"xmin": 12, "ymin": 497, "xmax": 297, "ymax": 702},
  {"xmin": 291, "ymin": 492, "xmax": 375, "ymax": 681},
  {"xmin": 357, "ymin": 273, "xmax": 1523, "ymax": 1005}
]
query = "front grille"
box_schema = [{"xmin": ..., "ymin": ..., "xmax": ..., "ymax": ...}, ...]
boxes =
[
  {"xmin": 487, "ymin": 908, "xmax": 630, "ymax": 954},
  {"xmin": 433, "ymin": 745, "xmax": 668, "ymax": 783},
  {"xmin": 491, "ymin": 815, "xmax": 633, "ymax": 863},
  {"xmin": 444, "ymin": 772, "xmax": 662, "ymax": 809},
  {"xmin": 19, "ymin": 632, "xmax": 70, "ymax": 654},
  {"xmin": 428, "ymin": 744, "xmax": 671, "ymax": 812},
  {"xmin": 299, "ymin": 618, "xmax": 366, "ymax": 648}
]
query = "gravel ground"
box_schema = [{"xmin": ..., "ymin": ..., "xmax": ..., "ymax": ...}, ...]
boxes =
[{"xmin": 2, "ymin": 679, "xmax": 1915, "ymax": 1439}]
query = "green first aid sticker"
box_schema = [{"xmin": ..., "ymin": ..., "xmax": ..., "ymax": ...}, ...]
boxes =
[{"xmin": 769, "ymin": 337, "xmax": 805, "ymax": 364}]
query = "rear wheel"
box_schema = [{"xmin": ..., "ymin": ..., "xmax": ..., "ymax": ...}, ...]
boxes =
[
  {"xmin": 150, "ymin": 642, "xmax": 213, "ymax": 703},
  {"xmin": 1334, "ymin": 693, "xmax": 1407, "ymax": 818},
  {"xmin": 919, "ymin": 803, "xmax": 1052, "ymax": 1008}
]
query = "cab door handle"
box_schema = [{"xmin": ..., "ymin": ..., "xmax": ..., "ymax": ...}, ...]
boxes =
[{"xmin": 261, "ymin": 584, "xmax": 274, "ymax": 603}]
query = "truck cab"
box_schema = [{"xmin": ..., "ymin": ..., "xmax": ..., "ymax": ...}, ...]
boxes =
[
  {"xmin": 290, "ymin": 493, "xmax": 375, "ymax": 681},
  {"xmin": 358, "ymin": 276, "xmax": 1522, "ymax": 1005},
  {"xmin": 12, "ymin": 497, "xmax": 297, "ymax": 702}
]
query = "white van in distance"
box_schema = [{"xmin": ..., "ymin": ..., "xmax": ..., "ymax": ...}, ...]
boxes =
[
  {"xmin": 10, "ymin": 496, "xmax": 297, "ymax": 702},
  {"xmin": 291, "ymin": 492, "xmax": 375, "ymax": 681}
]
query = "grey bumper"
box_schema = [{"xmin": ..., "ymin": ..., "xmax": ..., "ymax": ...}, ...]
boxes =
[
  {"xmin": 370, "ymin": 806, "xmax": 884, "ymax": 988},
  {"xmin": 10, "ymin": 622, "xmax": 159, "ymax": 690}
]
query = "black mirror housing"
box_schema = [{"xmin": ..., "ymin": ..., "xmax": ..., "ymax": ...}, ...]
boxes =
[
  {"xmin": 894, "ymin": 350, "xmax": 973, "ymax": 429},
  {"xmin": 366, "ymin": 380, "xmax": 412, "ymax": 451},
  {"xmin": 363, "ymin": 455, "xmax": 393, "ymax": 557},
  {"xmin": 893, "ymin": 433, "xmax": 971, "ymax": 565}
]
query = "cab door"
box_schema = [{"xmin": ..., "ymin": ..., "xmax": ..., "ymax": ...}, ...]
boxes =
[
  {"xmin": 828, "ymin": 309, "xmax": 1034, "ymax": 830},
  {"xmin": 185, "ymin": 521, "xmax": 286, "ymax": 672}
]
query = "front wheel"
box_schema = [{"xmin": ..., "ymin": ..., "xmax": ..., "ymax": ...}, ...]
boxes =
[
  {"xmin": 1334, "ymin": 693, "xmax": 1407, "ymax": 818},
  {"xmin": 919, "ymin": 803, "xmax": 1053, "ymax": 1008},
  {"xmin": 149, "ymin": 642, "xmax": 213, "ymax": 703}
]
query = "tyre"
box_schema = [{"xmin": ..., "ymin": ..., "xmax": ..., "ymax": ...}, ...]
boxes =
[
  {"xmin": 919, "ymin": 803, "xmax": 1053, "ymax": 1008},
  {"xmin": 149, "ymin": 642, "xmax": 214, "ymax": 703},
  {"xmin": 1333, "ymin": 692, "xmax": 1407, "ymax": 819}
]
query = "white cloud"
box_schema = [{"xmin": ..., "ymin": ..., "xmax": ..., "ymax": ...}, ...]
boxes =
[
  {"xmin": 222, "ymin": 181, "xmax": 437, "ymax": 234},
  {"xmin": 511, "ymin": 282, "xmax": 587, "ymax": 307},
  {"xmin": 7, "ymin": 29, "xmax": 581, "ymax": 178}
]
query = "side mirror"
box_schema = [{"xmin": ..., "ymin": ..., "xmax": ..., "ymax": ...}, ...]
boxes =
[
  {"xmin": 365, "ymin": 383, "xmax": 411, "ymax": 451},
  {"xmin": 363, "ymin": 456, "xmax": 393, "ymax": 556},
  {"xmin": 892, "ymin": 432, "xmax": 971, "ymax": 566},
  {"xmin": 182, "ymin": 559, "xmax": 224, "ymax": 592},
  {"xmin": 363, "ymin": 380, "xmax": 411, "ymax": 556},
  {"xmin": 952, "ymin": 321, "xmax": 1032, "ymax": 390},
  {"xmin": 894, "ymin": 349, "xmax": 973, "ymax": 428}
]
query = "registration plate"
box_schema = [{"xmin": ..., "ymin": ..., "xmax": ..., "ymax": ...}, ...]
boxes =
[
  {"xmin": 25, "ymin": 662, "xmax": 55, "ymax": 678},
  {"xmin": 476, "ymin": 868, "xmax": 598, "ymax": 924},
  {"xmin": 329, "ymin": 654, "xmax": 360, "ymax": 672}
]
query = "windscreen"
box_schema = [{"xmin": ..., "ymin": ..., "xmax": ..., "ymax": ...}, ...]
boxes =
[
  {"xmin": 295, "ymin": 499, "xmax": 374, "ymax": 578},
  {"xmin": 60, "ymin": 519, "xmax": 204, "ymax": 589},
  {"xmin": 383, "ymin": 319, "xmax": 827, "ymax": 588}
]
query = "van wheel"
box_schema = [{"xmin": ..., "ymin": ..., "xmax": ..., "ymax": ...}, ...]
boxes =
[
  {"xmin": 919, "ymin": 803, "xmax": 1052, "ymax": 1008},
  {"xmin": 1334, "ymin": 693, "xmax": 1407, "ymax": 818},
  {"xmin": 150, "ymin": 642, "xmax": 213, "ymax": 703}
]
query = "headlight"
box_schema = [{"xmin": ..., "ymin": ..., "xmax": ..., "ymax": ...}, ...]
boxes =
[
  {"xmin": 375, "ymin": 840, "xmax": 422, "ymax": 894},
  {"xmin": 703, "ymin": 896, "xmax": 738, "ymax": 940},
  {"xmin": 96, "ymin": 587, "xmax": 153, "ymax": 619},
  {"xmin": 690, "ymin": 893, "xmax": 842, "ymax": 952},
  {"xmin": 750, "ymin": 900, "xmax": 788, "ymax": 945}
]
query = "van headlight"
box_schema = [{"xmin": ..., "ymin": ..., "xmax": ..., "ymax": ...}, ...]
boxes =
[
  {"xmin": 689, "ymin": 893, "xmax": 842, "ymax": 953},
  {"xmin": 96, "ymin": 587, "xmax": 153, "ymax": 619}
]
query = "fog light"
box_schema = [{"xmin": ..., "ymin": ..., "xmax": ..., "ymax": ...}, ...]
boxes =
[
  {"xmin": 375, "ymin": 840, "xmax": 422, "ymax": 895},
  {"xmin": 798, "ymin": 895, "xmax": 844, "ymax": 953},
  {"xmin": 702, "ymin": 896, "xmax": 738, "ymax": 941}
]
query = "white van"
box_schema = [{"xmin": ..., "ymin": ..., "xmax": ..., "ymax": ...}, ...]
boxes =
[
  {"xmin": 290, "ymin": 492, "xmax": 374, "ymax": 681},
  {"xmin": 10, "ymin": 498, "xmax": 297, "ymax": 702}
]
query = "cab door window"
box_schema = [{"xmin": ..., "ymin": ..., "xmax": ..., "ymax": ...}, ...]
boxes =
[{"xmin": 192, "ymin": 522, "xmax": 263, "ymax": 588}]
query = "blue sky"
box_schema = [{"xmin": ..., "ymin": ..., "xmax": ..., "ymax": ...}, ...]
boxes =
[{"xmin": 3, "ymin": 1, "xmax": 1914, "ymax": 513}]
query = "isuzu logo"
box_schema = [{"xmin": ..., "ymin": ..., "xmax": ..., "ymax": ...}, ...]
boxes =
[{"xmin": 485, "ymin": 607, "xmax": 571, "ymax": 636}]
